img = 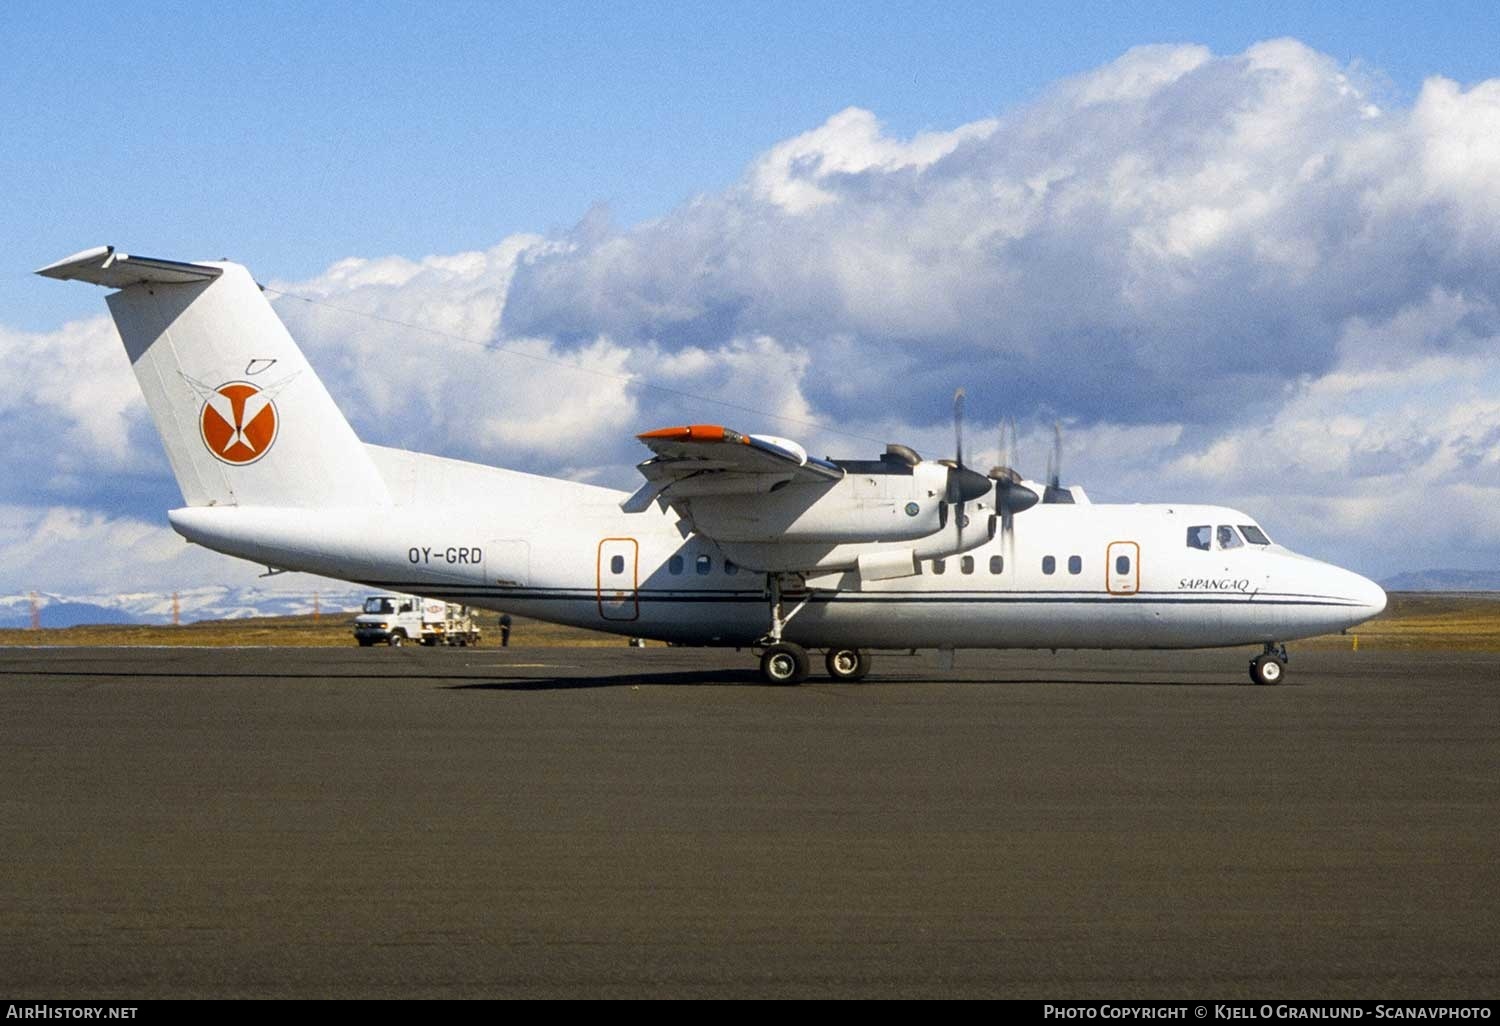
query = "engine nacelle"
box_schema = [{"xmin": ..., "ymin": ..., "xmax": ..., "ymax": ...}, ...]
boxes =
[{"xmin": 717, "ymin": 510, "xmax": 994, "ymax": 577}]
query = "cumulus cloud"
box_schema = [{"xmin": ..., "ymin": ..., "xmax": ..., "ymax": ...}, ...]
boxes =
[
  {"xmin": 501, "ymin": 39, "xmax": 1500, "ymax": 436},
  {"xmin": 1, "ymin": 504, "xmax": 237, "ymax": 595},
  {"xmin": 10, "ymin": 38, "xmax": 1500, "ymax": 594},
  {"xmin": 0, "ymin": 314, "xmax": 173, "ymax": 523}
]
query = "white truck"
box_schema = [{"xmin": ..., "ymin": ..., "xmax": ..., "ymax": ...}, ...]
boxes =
[{"xmin": 353, "ymin": 594, "xmax": 482, "ymax": 647}]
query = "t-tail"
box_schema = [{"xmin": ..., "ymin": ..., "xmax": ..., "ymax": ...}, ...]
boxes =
[{"xmin": 36, "ymin": 246, "xmax": 387, "ymax": 509}]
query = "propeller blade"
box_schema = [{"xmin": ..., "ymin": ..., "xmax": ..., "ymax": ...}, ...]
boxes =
[
  {"xmin": 944, "ymin": 388, "xmax": 987, "ymax": 512},
  {"xmin": 1042, "ymin": 421, "xmax": 1075, "ymax": 504},
  {"xmin": 954, "ymin": 388, "xmax": 966, "ymax": 473},
  {"xmin": 1047, "ymin": 421, "xmax": 1061, "ymax": 490}
]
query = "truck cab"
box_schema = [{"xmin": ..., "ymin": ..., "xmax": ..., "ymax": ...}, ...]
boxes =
[
  {"xmin": 353, "ymin": 594, "xmax": 482, "ymax": 647},
  {"xmin": 353, "ymin": 593, "xmax": 423, "ymax": 646}
]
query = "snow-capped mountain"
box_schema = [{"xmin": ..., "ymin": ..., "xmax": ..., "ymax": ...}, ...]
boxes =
[{"xmin": 0, "ymin": 585, "xmax": 367, "ymax": 627}]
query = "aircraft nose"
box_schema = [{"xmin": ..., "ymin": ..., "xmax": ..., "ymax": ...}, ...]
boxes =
[{"xmin": 1346, "ymin": 570, "xmax": 1387, "ymax": 619}]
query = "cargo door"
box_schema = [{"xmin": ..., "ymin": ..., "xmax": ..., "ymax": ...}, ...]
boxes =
[{"xmin": 597, "ymin": 538, "xmax": 639, "ymax": 621}]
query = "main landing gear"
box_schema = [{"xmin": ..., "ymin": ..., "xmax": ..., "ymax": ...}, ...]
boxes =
[
  {"xmin": 1250, "ymin": 643, "xmax": 1288, "ymax": 686},
  {"xmin": 757, "ymin": 642, "xmax": 872, "ymax": 685},
  {"xmin": 757, "ymin": 575, "xmax": 872, "ymax": 685}
]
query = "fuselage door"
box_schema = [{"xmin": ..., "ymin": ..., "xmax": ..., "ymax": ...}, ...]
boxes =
[
  {"xmin": 597, "ymin": 537, "xmax": 639, "ymax": 621},
  {"xmin": 1106, "ymin": 540, "xmax": 1140, "ymax": 595}
]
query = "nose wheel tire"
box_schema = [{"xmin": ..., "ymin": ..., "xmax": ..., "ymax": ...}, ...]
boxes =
[
  {"xmin": 760, "ymin": 643, "xmax": 810, "ymax": 685},
  {"xmin": 824, "ymin": 648, "xmax": 871, "ymax": 682},
  {"xmin": 1250, "ymin": 653, "xmax": 1285, "ymax": 685}
]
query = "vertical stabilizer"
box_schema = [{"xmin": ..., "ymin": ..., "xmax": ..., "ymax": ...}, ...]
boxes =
[{"xmin": 38, "ymin": 247, "xmax": 388, "ymax": 509}]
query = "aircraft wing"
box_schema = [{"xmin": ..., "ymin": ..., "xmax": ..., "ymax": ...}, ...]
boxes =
[{"xmin": 623, "ymin": 424, "xmax": 844, "ymax": 513}]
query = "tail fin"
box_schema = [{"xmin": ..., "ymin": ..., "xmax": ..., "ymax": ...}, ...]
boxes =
[{"xmin": 37, "ymin": 246, "xmax": 388, "ymax": 509}]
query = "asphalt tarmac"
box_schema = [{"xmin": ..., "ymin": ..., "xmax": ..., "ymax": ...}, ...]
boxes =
[{"xmin": 0, "ymin": 645, "xmax": 1496, "ymax": 999}]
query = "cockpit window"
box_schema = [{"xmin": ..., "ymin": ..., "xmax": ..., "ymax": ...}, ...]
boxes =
[
  {"xmin": 1187, "ymin": 526, "xmax": 1211, "ymax": 551},
  {"xmin": 1239, "ymin": 524, "xmax": 1271, "ymax": 546},
  {"xmin": 1217, "ymin": 525, "xmax": 1244, "ymax": 550}
]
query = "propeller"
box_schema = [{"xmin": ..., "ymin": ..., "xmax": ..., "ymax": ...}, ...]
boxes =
[
  {"xmin": 1042, "ymin": 421, "xmax": 1074, "ymax": 504},
  {"xmin": 989, "ymin": 417, "xmax": 1039, "ymax": 545},
  {"xmin": 943, "ymin": 389, "xmax": 993, "ymax": 533}
]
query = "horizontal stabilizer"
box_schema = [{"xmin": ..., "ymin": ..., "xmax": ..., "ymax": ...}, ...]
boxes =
[{"xmin": 35, "ymin": 246, "xmax": 224, "ymax": 288}]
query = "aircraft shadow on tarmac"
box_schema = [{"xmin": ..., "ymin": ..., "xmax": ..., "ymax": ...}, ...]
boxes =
[
  {"xmin": 449, "ymin": 668, "xmax": 768, "ymax": 690},
  {"xmin": 447, "ymin": 671, "xmax": 1264, "ymax": 691}
]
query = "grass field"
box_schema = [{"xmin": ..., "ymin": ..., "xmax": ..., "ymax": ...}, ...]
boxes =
[
  {"xmin": 2, "ymin": 593, "xmax": 1498, "ymax": 650},
  {"xmin": 1298, "ymin": 591, "xmax": 1500, "ymax": 652}
]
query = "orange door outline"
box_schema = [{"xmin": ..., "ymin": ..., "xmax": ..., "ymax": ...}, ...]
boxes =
[
  {"xmin": 1106, "ymin": 540, "xmax": 1140, "ymax": 595},
  {"xmin": 597, "ymin": 537, "xmax": 640, "ymax": 621}
]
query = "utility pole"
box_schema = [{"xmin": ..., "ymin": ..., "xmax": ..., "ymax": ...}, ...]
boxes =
[
  {"xmin": 313, "ymin": 590, "xmax": 320, "ymax": 620},
  {"xmin": 172, "ymin": 591, "xmax": 180, "ymax": 627},
  {"xmin": 29, "ymin": 591, "xmax": 40, "ymax": 630}
]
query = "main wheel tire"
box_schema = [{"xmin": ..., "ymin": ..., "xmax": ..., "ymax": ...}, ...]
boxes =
[
  {"xmin": 388, "ymin": 632, "xmax": 405, "ymax": 648},
  {"xmin": 760, "ymin": 643, "xmax": 810, "ymax": 685},
  {"xmin": 825, "ymin": 648, "xmax": 871, "ymax": 681},
  {"xmin": 1250, "ymin": 654, "xmax": 1284, "ymax": 685}
]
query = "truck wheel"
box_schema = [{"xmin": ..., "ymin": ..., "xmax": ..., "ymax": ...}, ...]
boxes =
[{"xmin": 389, "ymin": 631, "xmax": 405, "ymax": 648}]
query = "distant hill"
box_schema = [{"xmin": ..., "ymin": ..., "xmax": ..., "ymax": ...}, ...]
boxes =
[
  {"xmin": 0, "ymin": 601, "xmax": 143, "ymax": 629},
  {"xmin": 0, "ymin": 585, "xmax": 365, "ymax": 627},
  {"xmin": 1381, "ymin": 569, "xmax": 1500, "ymax": 592}
]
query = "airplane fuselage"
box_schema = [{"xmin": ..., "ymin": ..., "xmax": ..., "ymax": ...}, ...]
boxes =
[{"xmin": 167, "ymin": 444, "xmax": 1386, "ymax": 651}]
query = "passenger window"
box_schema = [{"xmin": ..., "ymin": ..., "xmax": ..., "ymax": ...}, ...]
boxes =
[
  {"xmin": 1116, "ymin": 555, "xmax": 1131, "ymax": 575},
  {"xmin": 1187, "ymin": 526, "xmax": 1211, "ymax": 550},
  {"xmin": 1068, "ymin": 555, "xmax": 1082, "ymax": 575},
  {"xmin": 961, "ymin": 555, "xmax": 974, "ymax": 575},
  {"xmin": 1239, "ymin": 525, "xmax": 1271, "ymax": 546},
  {"xmin": 1042, "ymin": 556, "xmax": 1055, "ymax": 575},
  {"xmin": 399, "ymin": 601, "xmax": 413, "ymax": 613},
  {"xmin": 610, "ymin": 555, "xmax": 625, "ymax": 574},
  {"xmin": 696, "ymin": 554, "xmax": 711, "ymax": 575},
  {"xmin": 668, "ymin": 555, "xmax": 683, "ymax": 575},
  {"xmin": 989, "ymin": 555, "xmax": 1004, "ymax": 574},
  {"xmin": 933, "ymin": 559, "xmax": 946, "ymax": 574},
  {"xmin": 1217, "ymin": 525, "xmax": 1244, "ymax": 550},
  {"xmin": 724, "ymin": 559, "xmax": 738, "ymax": 575}
]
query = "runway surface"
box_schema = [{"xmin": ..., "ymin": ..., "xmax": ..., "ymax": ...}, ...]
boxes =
[{"xmin": 1, "ymin": 645, "xmax": 1496, "ymax": 999}]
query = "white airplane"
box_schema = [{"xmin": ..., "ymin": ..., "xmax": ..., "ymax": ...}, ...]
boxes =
[{"xmin": 38, "ymin": 246, "xmax": 1387, "ymax": 685}]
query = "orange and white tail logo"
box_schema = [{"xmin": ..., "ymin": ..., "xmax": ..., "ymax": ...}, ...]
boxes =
[{"xmin": 198, "ymin": 381, "xmax": 280, "ymax": 465}]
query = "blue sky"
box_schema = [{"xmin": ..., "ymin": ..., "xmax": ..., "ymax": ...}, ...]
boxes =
[
  {"xmin": 6, "ymin": 1, "xmax": 1497, "ymax": 329},
  {"xmin": 4, "ymin": 2, "xmax": 1500, "ymax": 600}
]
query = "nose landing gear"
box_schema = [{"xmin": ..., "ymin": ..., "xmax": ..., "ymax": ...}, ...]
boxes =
[{"xmin": 1250, "ymin": 643, "xmax": 1288, "ymax": 685}]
